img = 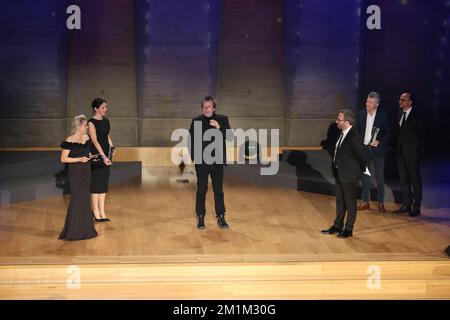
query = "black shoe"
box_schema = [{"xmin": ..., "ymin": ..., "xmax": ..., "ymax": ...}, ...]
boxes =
[
  {"xmin": 217, "ymin": 215, "xmax": 229, "ymax": 229},
  {"xmin": 92, "ymin": 212, "xmax": 103, "ymax": 222},
  {"xmin": 102, "ymin": 217, "xmax": 111, "ymax": 222},
  {"xmin": 337, "ymin": 230, "xmax": 353, "ymax": 238},
  {"xmin": 410, "ymin": 208, "xmax": 421, "ymax": 217},
  {"xmin": 321, "ymin": 226, "xmax": 341, "ymax": 235},
  {"xmin": 393, "ymin": 205, "xmax": 411, "ymax": 214},
  {"xmin": 197, "ymin": 215, "xmax": 205, "ymax": 229}
]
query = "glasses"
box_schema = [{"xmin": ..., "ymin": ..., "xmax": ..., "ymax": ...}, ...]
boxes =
[{"xmin": 399, "ymin": 98, "xmax": 410, "ymax": 102}]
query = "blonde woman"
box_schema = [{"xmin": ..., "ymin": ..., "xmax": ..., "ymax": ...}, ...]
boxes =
[{"xmin": 59, "ymin": 114, "xmax": 98, "ymax": 241}]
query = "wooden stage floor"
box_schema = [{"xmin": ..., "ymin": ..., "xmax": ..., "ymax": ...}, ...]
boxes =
[{"xmin": 1, "ymin": 167, "xmax": 449, "ymax": 299}]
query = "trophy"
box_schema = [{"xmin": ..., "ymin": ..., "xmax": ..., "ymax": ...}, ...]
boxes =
[
  {"xmin": 90, "ymin": 153, "xmax": 103, "ymax": 168},
  {"xmin": 369, "ymin": 127, "xmax": 380, "ymax": 146}
]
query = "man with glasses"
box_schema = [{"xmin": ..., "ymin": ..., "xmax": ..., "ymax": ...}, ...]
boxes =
[
  {"xmin": 393, "ymin": 92, "xmax": 425, "ymax": 217},
  {"xmin": 321, "ymin": 109, "xmax": 368, "ymax": 238}
]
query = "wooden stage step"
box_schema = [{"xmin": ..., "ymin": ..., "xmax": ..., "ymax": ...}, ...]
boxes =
[{"xmin": 1, "ymin": 261, "xmax": 449, "ymax": 299}]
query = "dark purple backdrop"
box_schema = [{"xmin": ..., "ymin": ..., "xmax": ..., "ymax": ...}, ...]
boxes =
[{"xmin": 0, "ymin": 0, "xmax": 449, "ymax": 147}]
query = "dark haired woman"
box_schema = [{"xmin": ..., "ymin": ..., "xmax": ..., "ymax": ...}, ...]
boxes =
[
  {"xmin": 59, "ymin": 115, "xmax": 98, "ymax": 241},
  {"xmin": 88, "ymin": 98, "xmax": 114, "ymax": 222}
]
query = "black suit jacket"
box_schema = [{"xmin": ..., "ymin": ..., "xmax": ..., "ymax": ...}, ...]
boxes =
[
  {"xmin": 332, "ymin": 127, "xmax": 369, "ymax": 184},
  {"xmin": 355, "ymin": 108, "xmax": 391, "ymax": 156},
  {"xmin": 188, "ymin": 113, "xmax": 231, "ymax": 165},
  {"xmin": 396, "ymin": 107, "xmax": 425, "ymax": 156}
]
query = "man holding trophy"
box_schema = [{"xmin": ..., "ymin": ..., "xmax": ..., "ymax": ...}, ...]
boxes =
[{"xmin": 356, "ymin": 92, "xmax": 392, "ymax": 213}]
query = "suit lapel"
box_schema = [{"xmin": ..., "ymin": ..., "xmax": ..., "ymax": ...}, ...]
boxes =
[
  {"xmin": 336, "ymin": 128, "xmax": 353, "ymax": 158},
  {"xmin": 374, "ymin": 109, "xmax": 381, "ymax": 128},
  {"xmin": 341, "ymin": 128, "xmax": 353, "ymax": 147},
  {"xmin": 399, "ymin": 108, "xmax": 414, "ymax": 128},
  {"xmin": 360, "ymin": 112, "xmax": 367, "ymax": 134},
  {"xmin": 406, "ymin": 108, "xmax": 415, "ymax": 124},
  {"xmin": 398, "ymin": 110, "xmax": 404, "ymax": 127}
]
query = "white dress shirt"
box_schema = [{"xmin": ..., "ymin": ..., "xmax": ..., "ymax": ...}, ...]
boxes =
[
  {"xmin": 399, "ymin": 107, "xmax": 412, "ymax": 126},
  {"xmin": 364, "ymin": 109, "xmax": 377, "ymax": 145}
]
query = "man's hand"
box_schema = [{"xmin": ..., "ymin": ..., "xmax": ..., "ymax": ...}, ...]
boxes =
[
  {"xmin": 210, "ymin": 119, "xmax": 220, "ymax": 129},
  {"xmin": 370, "ymin": 140, "xmax": 380, "ymax": 147}
]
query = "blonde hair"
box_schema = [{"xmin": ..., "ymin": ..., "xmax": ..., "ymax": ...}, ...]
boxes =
[{"xmin": 71, "ymin": 114, "xmax": 87, "ymax": 134}]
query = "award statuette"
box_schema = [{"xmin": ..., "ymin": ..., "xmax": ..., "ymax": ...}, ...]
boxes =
[
  {"xmin": 369, "ymin": 127, "xmax": 380, "ymax": 145},
  {"xmin": 90, "ymin": 153, "xmax": 103, "ymax": 168}
]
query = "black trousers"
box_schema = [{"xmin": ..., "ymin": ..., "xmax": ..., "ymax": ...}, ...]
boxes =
[
  {"xmin": 397, "ymin": 148, "xmax": 422, "ymax": 208},
  {"xmin": 333, "ymin": 175, "xmax": 357, "ymax": 232},
  {"xmin": 195, "ymin": 164, "xmax": 225, "ymax": 216}
]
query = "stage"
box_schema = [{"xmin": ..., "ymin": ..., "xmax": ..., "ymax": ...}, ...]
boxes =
[{"xmin": 1, "ymin": 166, "xmax": 449, "ymax": 299}]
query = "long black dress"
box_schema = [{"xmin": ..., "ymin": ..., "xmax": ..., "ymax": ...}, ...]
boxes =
[
  {"xmin": 88, "ymin": 117, "xmax": 111, "ymax": 194},
  {"xmin": 59, "ymin": 140, "xmax": 98, "ymax": 241}
]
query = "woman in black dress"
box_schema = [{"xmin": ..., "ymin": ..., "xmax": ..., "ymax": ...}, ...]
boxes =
[
  {"xmin": 88, "ymin": 98, "xmax": 115, "ymax": 222},
  {"xmin": 59, "ymin": 115, "xmax": 98, "ymax": 241}
]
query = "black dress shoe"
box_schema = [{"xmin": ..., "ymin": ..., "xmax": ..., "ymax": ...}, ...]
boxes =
[
  {"xmin": 102, "ymin": 217, "xmax": 111, "ymax": 222},
  {"xmin": 92, "ymin": 212, "xmax": 103, "ymax": 222},
  {"xmin": 197, "ymin": 215, "xmax": 205, "ymax": 229},
  {"xmin": 410, "ymin": 208, "xmax": 421, "ymax": 217},
  {"xmin": 321, "ymin": 226, "xmax": 341, "ymax": 235},
  {"xmin": 393, "ymin": 205, "xmax": 411, "ymax": 214},
  {"xmin": 217, "ymin": 215, "xmax": 229, "ymax": 229},
  {"xmin": 337, "ymin": 230, "xmax": 353, "ymax": 238}
]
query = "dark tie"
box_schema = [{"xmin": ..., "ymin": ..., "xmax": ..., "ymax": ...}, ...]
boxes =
[
  {"xmin": 400, "ymin": 112, "xmax": 407, "ymax": 127},
  {"xmin": 333, "ymin": 133, "xmax": 343, "ymax": 162}
]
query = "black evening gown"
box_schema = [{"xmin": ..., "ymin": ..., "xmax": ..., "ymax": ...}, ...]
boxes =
[
  {"xmin": 59, "ymin": 140, "xmax": 98, "ymax": 241},
  {"xmin": 88, "ymin": 117, "xmax": 111, "ymax": 194}
]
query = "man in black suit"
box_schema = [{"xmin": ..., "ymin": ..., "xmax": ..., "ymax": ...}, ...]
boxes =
[
  {"xmin": 393, "ymin": 92, "xmax": 425, "ymax": 217},
  {"xmin": 321, "ymin": 109, "xmax": 368, "ymax": 238},
  {"xmin": 188, "ymin": 96, "xmax": 231, "ymax": 230},
  {"xmin": 355, "ymin": 92, "xmax": 391, "ymax": 213}
]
